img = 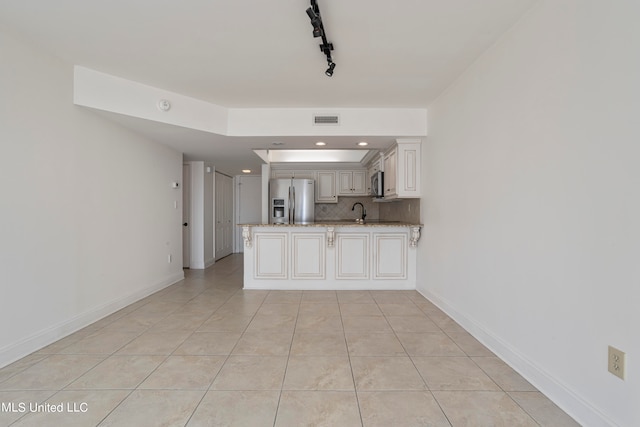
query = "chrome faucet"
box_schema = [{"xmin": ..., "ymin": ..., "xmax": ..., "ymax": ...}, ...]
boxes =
[{"xmin": 351, "ymin": 202, "xmax": 367, "ymax": 222}]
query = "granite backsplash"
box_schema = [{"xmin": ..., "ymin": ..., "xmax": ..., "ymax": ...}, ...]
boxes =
[
  {"xmin": 315, "ymin": 196, "xmax": 379, "ymax": 221},
  {"xmin": 315, "ymin": 196, "xmax": 420, "ymax": 224},
  {"xmin": 378, "ymin": 198, "xmax": 421, "ymax": 223}
]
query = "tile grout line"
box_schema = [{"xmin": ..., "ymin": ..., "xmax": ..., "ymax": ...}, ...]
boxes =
[
  {"xmin": 271, "ymin": 291, "xmax": 302, "ymax": 427},
  {"xmin": 183, "ymin": 282, "xmax": 270, "ymax": 426},
  {"xmin": 338, "ymin": 290, "xmax": 368, "ymax": 427},
  {"xmin": 180, "ymin": 284, "xmax": 249, "ymax": 426},
  {"xmin": 373, "ymin": 292, "xmax": 456, "ymax": 426}
]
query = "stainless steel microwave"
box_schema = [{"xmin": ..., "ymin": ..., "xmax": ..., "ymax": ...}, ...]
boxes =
[{"xmin": 371, "ymin": 171, "xmax": 384, "ymax": 198}]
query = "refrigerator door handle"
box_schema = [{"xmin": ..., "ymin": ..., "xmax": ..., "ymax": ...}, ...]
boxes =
[
  {"xmin": 291, "ymin": 186, "xmax": 296, "ymax": 224},
  {"xmin": 288, "ymin": 186, "xmax": 292, "ymax": 224}
]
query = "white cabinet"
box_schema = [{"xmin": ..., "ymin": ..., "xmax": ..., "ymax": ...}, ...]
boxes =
[
  {"xmin": 397, "ymin": 142, "xmax": 420, "ymax": 197},
  {"xmin": 315, "ymin": 171, "xmax": 337, "ymax": 203},
  {"xmin": 272, "ymin": 170, "xmax": 294, "ymax": 179},
  {"xmin": 382, "ymin": 140, "xmax": 421, "ymax": 198},
  {"xmin": 367, "ymin": 157, "xmax": 382, "ymax": 194},
  {"xmin": 272, "ymin": 170, "xmax": 315, "ymax": 179},
  {"xmin": 292, "ymin": 233, "xmax": 325, "ymax": 279},
  {"xmin": 337, "ymin": 170, "xmax": 367, "ymax": 196},
  {"xmin": 254, "ymin": 233, "xmax": 287, "ymax": 279},
  {"xmin": 242, "ymin": 225, "xmax": 418, "ymax": 290},
  {"xmin": 383, "ymin": 148, "xmax": 397, "ymax": 196},
  {"xmin": 336, "ymin": 233, "xmax": 369, "ymax": 279},
  {"xmin": 373, "ymin": 233, "xmax": 407, "ymax": 279}
]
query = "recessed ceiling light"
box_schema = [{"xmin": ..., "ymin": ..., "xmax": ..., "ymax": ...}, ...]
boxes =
[
  {"xmin": 315, "ymin": 141, "xmax": 327, "ymax": 146},
  {"xmin": 272, "ymin": 142, "xmax": 284, "ymax": 146},
  {"xmin": 357, "ymin": 141, "xmax": 369, "ymax": 146},
  {"xmin": 242, "ymin": 169, "xmax": 251, "ymax": 173}
]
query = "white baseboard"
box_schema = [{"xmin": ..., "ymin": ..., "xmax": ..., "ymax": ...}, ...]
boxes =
[
  {"xmin": 417, "ymin": 288, "xmax": 616, "ymax": 427},
  {"xmin": 243, "ymin": 280, "xmax": 415, "ymax": 291},
  {"xmin": 0, "ymin": 271, "xmax": 184, "ymax": 369}
]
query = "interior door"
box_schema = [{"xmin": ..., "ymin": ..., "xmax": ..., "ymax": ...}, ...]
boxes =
[
  {"xmin": 223, "ymin": 175, "xmax": 233, "ymax": 255},
  {"xmin": 182, "ymin": 163, "xmax": 190, "ymax": 268},
  {"xmin": 215, "ymin": 172, "xmax": 234, "ymax": 260}
]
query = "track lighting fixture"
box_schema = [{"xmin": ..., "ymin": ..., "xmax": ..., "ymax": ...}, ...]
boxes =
[
  {"xmin": 305, "ymin": 0, "xmax": 336, "ymax": 77},
  {"xmin": 305, "ymin": 8, "xmax": 323, "ymax": 38},
  {"xmin": 325, "ymin": 61, "xmax": 335, "ymax": 77}
]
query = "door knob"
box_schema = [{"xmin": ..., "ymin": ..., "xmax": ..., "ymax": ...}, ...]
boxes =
[{"xmin": 183, "ymin": 222, "xmax": 188, "ymax": 226}]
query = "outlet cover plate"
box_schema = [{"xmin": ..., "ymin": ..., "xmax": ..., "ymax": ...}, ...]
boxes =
[{"xmin": 608, "ymin": 346, "xmax": 626, "ymax": 380}]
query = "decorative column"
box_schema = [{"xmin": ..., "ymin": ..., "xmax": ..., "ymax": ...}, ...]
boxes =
[
  {"xmin": 326, "ymin": 227, "xmax": 335, "ymax": 247},
  {"xmin": 409, "ymin": 226, "xmax": 421, "ymax": 247}
]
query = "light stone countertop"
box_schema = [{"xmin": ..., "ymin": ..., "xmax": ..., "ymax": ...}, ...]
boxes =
[{"xmin": 239, "ymin": 220, "xmax": 422, "ymax": 228}]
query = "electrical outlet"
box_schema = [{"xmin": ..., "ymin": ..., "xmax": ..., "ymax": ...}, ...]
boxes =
[
  {"xmin": 167, "ymin": 254, "xmax": 172, "ymax": 264},
  {"xmin": 608, "ymin": 346, "xmax": 626, "ymax": 380}
]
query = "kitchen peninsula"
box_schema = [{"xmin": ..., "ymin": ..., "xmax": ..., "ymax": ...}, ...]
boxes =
[{"xmin": 240, "ymin": 221, "xmax": 421, "ymax": 290}]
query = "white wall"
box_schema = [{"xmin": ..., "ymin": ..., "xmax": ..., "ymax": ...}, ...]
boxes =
[
  {"xmin": 235, "ymin": 175, "xmax": 263, "ymax": 252},
  {"xmin": 419, "ymin": 1, "xmax": 639, "ymax": 426},
  {"xmin": 0, "ymin": 29, "xmax": 184, "ymax": 367},
  {"xmin": 188, "ymin": 162, "xmax": 215, "ymax": 269}
]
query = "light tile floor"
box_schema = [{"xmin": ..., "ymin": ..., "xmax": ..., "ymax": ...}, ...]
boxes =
[{"xmin": 0, "ymin": 254, "xmax": 580, "ymax": 426}]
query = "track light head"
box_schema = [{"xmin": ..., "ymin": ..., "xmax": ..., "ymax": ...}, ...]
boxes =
[
  {"xmin": 305, "ymin": 7, "xmax": 318, "ymax": 21},
  {"xmin": 306, "ymin": 7, "xmax": 323, "ymax": 38},
  {"xmin": 325, "ymin": 62, "xmax": 336, "ymax": 77}
]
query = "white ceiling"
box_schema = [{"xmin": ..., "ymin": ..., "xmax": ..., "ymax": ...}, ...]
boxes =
[{"xmin": 0, "ymin": 0, "xmax": 537, "ymax": 174}]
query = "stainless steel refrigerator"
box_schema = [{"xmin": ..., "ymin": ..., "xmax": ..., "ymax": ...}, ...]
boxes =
[{"xmin": 269, "ymin": 179, "xmax": 315, "ymax": 224}]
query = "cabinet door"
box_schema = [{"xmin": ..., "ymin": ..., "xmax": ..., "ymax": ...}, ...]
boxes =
[
  {"xmin": 337, "ymin": 171, "xmax": 354, "ymax": 195},
  {"xmin": 396, "ymin": 142, "xmax": 421, "ymax": 197},
  {"xmin": 367, "ymin": 161, "xmax": 380, "ymax": 193},
  {"xmin": 336, "ymin": 234, "xmax": 369, "ymax": 279},
  {"xmin": 294, "ymin": 171, "xmax": 315, "ymax": 180},
  {"xmin": 370, "ymin": 158, "xmax": 381, "ymax": 173},
  {"xmin": 254, "ymin": 233, "xmax": 288, "ymax": 279},
  {"xmin": 337, "ymin": 170, "xmax": 367, "ymax": 196},
  {"xmin": 384, "ymin": 149, "xmax": 397, "ymax": 196},
  {"xmin": 272, "ymin": 170, "xmax": 295, "ymax": 179},
  {"xmin": 373, "ymin": 233, "xmax": 407, "ymax": 279},
  {"xmin": 351, "ymin": 170, "xmax": 367, "ymax": 195},
  {"xmin": 315, "ymin": 171, "xmax": 337, "ymax": 203},
  {"xmin": 292, "ymin": 233, "xmax": 325, "ymax": 279}
]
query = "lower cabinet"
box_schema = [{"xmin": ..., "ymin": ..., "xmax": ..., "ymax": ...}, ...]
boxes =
[
  {"xmin": 373, "ymin": 233, "xmax": 407, "ymax": 279},
  {"xmin": 253, "ymin": 233, "xmax": 288, "ymax": 279},
  {"xmin": 245, "ymin": 226, "xmax": 416, "ymax": 289},
  {"xmin": 336, "ymin": 234, "xmax": 369, "ymax": 279},
  {"xmin": 292, "ymin": 233, "xmax": 325, "ymax": 279}
]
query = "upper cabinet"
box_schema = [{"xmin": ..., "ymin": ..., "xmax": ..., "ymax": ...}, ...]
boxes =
[
  {"xmin": 315, "ymin": 171, "xmax": 338, "ymax": 203},
  {"xmin": 366, "ymin": 158, "xmax": 381, "ymax": 194},
  {"xmin": 382, "ymin": 139, "xmax": 421, "ymax": 199},
  {"xmin": 272, "ymin": 170, "xmax": 315, "ymax": 180},
  {"xmin": 337, "ymin": 170, "xmax": 367, "ymax": 196},
  {"xmin": 383, "ymin": 148, "xmax": 397, "ymax": 196}
]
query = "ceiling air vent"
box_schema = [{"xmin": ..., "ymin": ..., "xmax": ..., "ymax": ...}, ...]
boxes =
[{"xmin": 313, "ymin": 114, "xmax": 340, "ymax": 126}]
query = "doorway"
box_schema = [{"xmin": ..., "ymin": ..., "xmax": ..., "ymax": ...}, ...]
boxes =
[{"xmin": 182, "ymin": 163, "xmax": 191, "ymax": 268}]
